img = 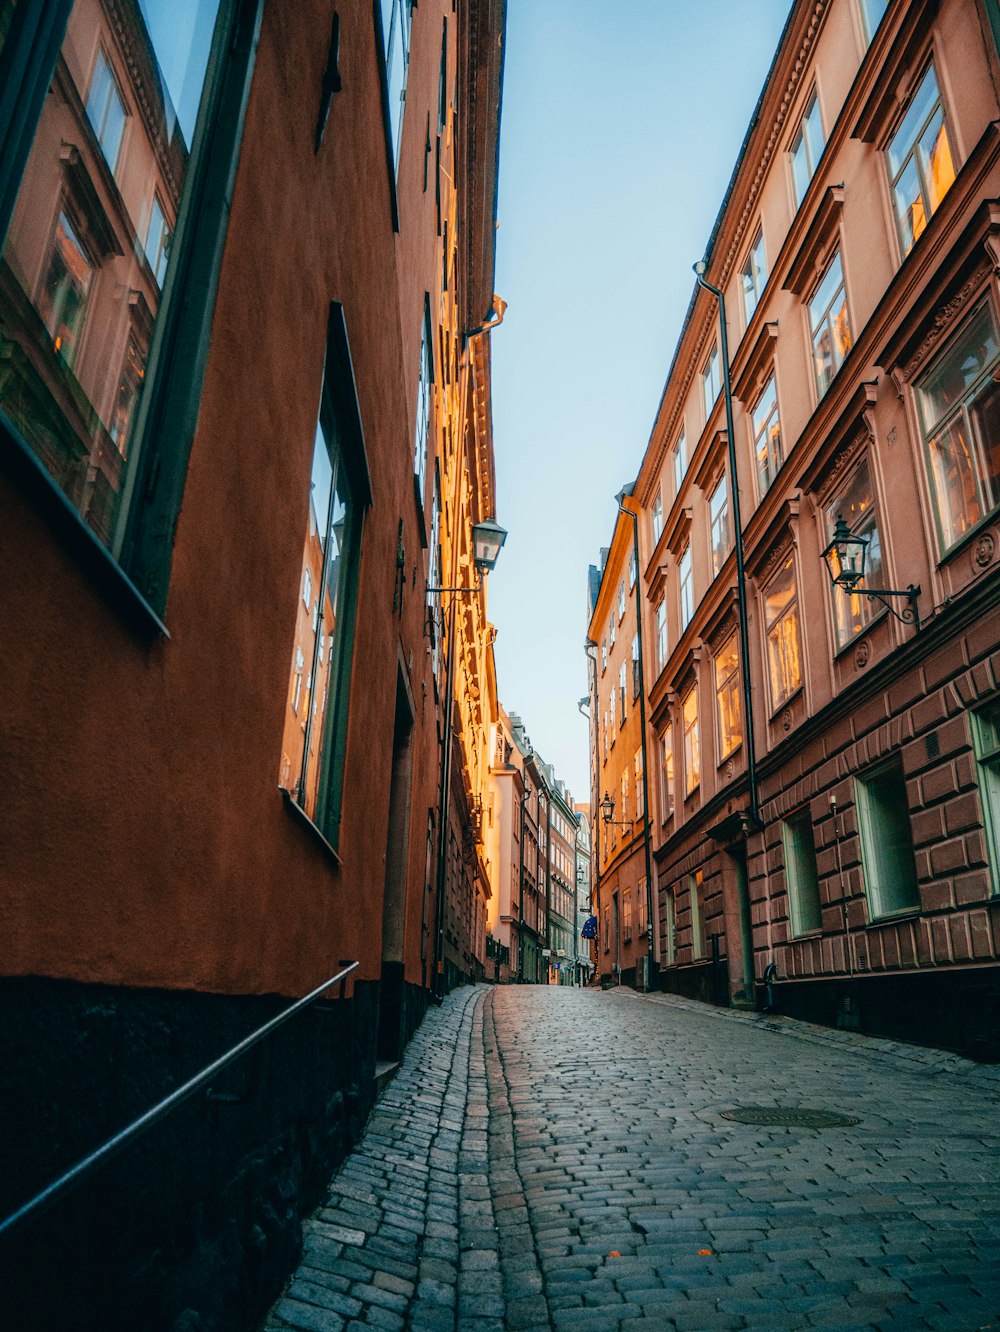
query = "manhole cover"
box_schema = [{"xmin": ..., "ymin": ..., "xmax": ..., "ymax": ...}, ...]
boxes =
[{"xmin": 720, "ymin": 1106, "xmax": 860, "ymax": 1128}]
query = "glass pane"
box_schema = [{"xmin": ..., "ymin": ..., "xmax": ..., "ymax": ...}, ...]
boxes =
[
  {"xmin": 920, "ymin": 108, "xmax": 955, "ymax": 216},
  {"xmin": 918, "ymin": 303, "xmax": 999, "ymax": 431},
  {"xmin": 764, "ymin": 558, "xmax": 794, "ymax": 626},
  {"xmin": 865, "ymin": 768, "xmax": 919, "ymax": 914},
  {"xmin": 861, "ymin": 0, "xmax": 888, "ymax": 41},
  {"xmin": 0, "ymin": 0, "xmax": 222, "ymax": 549},
  {"xmin": 811, "ymin": 252, "xmax": 843, "ymax": 330},
  {"xmin": 785, "ymin": 817, "xmax": 821, "ymax": 934},
  {"xmin": 791, "ymin": 134, "xmax": 810, "ymax": 204},
  {"xmin": 805, "ymin": 96, "xmax": 824, "ymax": 169},
  {"xmin": 893, "ymin": 154, "xmax": 925, "ymax": 254},
  {"xmin": 887, "ymin": 65, "xmax": 939, "ymax": 178}
]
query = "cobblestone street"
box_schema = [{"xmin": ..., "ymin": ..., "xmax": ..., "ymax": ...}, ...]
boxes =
[{"xmin": 266, "ymin": 987, "xmax": 1000, "ymax": 1332}]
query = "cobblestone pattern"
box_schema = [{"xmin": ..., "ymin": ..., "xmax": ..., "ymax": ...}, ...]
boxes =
[
  {"xmin": 493, "ymin": 987, "xmax": 1000, "ymax": 1331},
  {"xmin": 266, "ymin": 984, "xmax": 1000, "ymax": 1331}
]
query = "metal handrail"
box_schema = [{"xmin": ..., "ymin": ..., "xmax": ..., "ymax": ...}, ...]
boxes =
[{"xmin": 0, "ymin": 960, "xmax": 359, "ymax": 1240}]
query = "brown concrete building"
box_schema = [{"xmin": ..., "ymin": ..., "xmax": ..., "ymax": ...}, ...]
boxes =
[
  {"xmin": 0, "ymin": 0, "xmax": 506, "ymax": 1326},
  {"xmin": 620, "ymin": 0, "xmax": 1000, "ymax": 1053},
  {"xmin": 587, "ymin": 518, "xmax": 653, "ymax": 989}
]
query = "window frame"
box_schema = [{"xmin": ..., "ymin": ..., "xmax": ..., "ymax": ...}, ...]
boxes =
[
  {"xmin": 824, "ymin": 453, "xmax": 886, "ymax": 649},
  {"xmin": 782, "ymin": 810, "xmax": 822, "ymax": 936},
  {"xmin": 790, "ymin": 90, "xmax": 825, "ymax": 207},
  {"xmin": 659, "ymin": 725, "xmax": 674, "ymax": 823},
  {"xmin": 714, "ymin": 633, "xmax": 742, "ymax": 763},
  {"xmin": 762, "ymin": 552, "xmax": 803, "ymax": 712},
  {"xmin": 374, "ymin": 0, "xmax": 412, "ymax": 226},
  {"xmin": 751, "ymin": 373, "xmax": 783, "ymax": 497},
  {"xmin": 682, "ymin": 683, "xmax": 700, "ymax": 796},
  {"xmin": 679, "ymin": 543, "xmax": 693, "ymax": 631},
  {"xmin": 709, "ymin": 470, "xmax": 731, "ymax": 577},
  {"xmin": 702, "ymin": 344, "xmax": 720, "ymax": 421},
  {"xmin": 673, "ymin": 431, "xmax": 686, "ymax": 495},
  {"xmin": 885, "ymin": 59, "xmax": 956, "ymax": 260},
  {"xmin": 855, "ymin": 760, "xmax": 920, "ymax": 920},
  {"xmin": 740, "ymin": 228, "xmax": 767, "ymax": 326},
  {"xmin": 971, "ymin": 697, "xmax": 1000, "ymax": 897},
  {"xmin": 809, "ymin": 249, "xmax": 852, "ymax": 400}
]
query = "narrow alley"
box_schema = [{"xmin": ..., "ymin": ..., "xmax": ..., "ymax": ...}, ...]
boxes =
[{"xmin": 266, "ymin": 988, "xmax": 1000, "ymax": 1332}]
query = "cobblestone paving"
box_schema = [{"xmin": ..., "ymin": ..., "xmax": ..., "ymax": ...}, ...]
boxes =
[{"xmin": 266, "ymin": 985, "xmax": 1000, "ymax": 1331}]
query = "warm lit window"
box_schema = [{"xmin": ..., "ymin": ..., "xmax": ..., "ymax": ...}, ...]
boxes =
[
  {"xmin": 741, "ymin": 230, "xmax": 767, "ymax": 325},
  {"xmin": 855, "ymin": 763, "xmax": 919, "ymax": 917},
  {"xmin": 783, "ymin": 811, "xmax": 822, "ymax": 935},
  {"xmin": 38, "ymin": 213, "xmax": 92, "ymax": 370},
  {"xmin": 380, "ymin": 0, "xmax": 412, "ymax": 170},
  {"xmin": 660, "ymin": 726, "xmax": 674, "ymax": 821},
  {"xmin": 108, "ymin": 337, "xmax": 145, "ymax": 452},
  {"xmin": 86, "ymin": 48, "xmax": 127, "ymax": 174},
  {"xmin": 414, "ymin": 300, "xmax": 433, "ymax": 502},
  {"xmin": 810, "ymin": 251, "xmax": 851, "ymax": 398},
  {"xmin": 689, "ymin": 870, "xmax": 705, "ymax": 958},
  {"xmin": 752, "ymin": 375, "xmax": 783, "ymax": 495},
  {"xmin": 791, "ymin": 92, "xmax": 825, "ymax": 205},
  {"xmin": 634, "ymin": 748, "xmax": 644, "ymax": 821},
  {"xmin": 763, "ymin": 553, "xmax": 802, "ymax": 709},
  {"xmin": 145, "ymin": 197, "xmax": 171, "ymax": 288},
  {"xmin": 651, "ymin": 491, "xmax": 664, "ymax": 543},
  {"xmin": 825, "ymin": 456, "xmax": 884, "ymax": 647},
  {"xmin": 674, "ymin": 432, "xmax": 687, "ymax": 493},
  {"xmin": 916, "ymin": 300, "xmax": 1000, "ymax": 552},
  {"xmin": 714, "ymin": 635, "xmax": 742, "ymax": 761},
  {"xmin": 702, "ymin": 345, "xmax": 721, "ymax": 419},
  {"xmin": 859, "ymin": 0, "xmax": 888, "ymax": 42},
  {"xmin": 279, "ymin": 351, "xmax": 367, "ymax": 843},
  {"xmin": 683, "ymin": 684, "xmax": 700, "ymax": 795},
  {"xmin": 679, "ymin": 544, "xmax": 693, "ymax": 630},
  {"xmin": 656, "ymin": 599, "xmax": 667, "ymax": 670},
  {"xmin": 972, "ymin": 698, "xmax": 1000, "ymax": 896},
  {"xmin": 709, "ymin": 472, "xmax": 731, "ymax": 576},
  {"xmin": 887, "ymin": 63, "xmax": 955, "ymax": 258}
]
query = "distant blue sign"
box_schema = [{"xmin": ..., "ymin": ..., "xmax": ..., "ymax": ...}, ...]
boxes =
[{"xmin": 580, "ymin": 915, "xmax": 598, "ymax": 939}]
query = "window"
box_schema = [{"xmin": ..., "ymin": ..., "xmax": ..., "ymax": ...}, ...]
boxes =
[
  {"xmin": 714, "ymin": 635, "xmax": 742, "ymax": 761},
  {"xmin": 621, "ymin": 770, "xmax": 629, "ymax": 823},
  {"xmin": 428, "ymin": 473, "xmax": 442, "ymax": 675},
  {"xmin": 278, "ymin": 311, "xmax": 370, "ymax": 844},
  {"xmin": 637, "ymin": 876, "xmax": 647, "ymax": 937},
  {"xmin": 85, "ymin": 48, "xmax": 127, "ymax": 174},
  {"xmin": 741, "ymin": 230, "xmax": 767, "ymax": 325},
  {"xmin": 609, "ymin": 687, "xmax": 616, "ymax": 737},
  {"xmin": 635, "ymin": 748, "xmax": 644, "ymax": 821},
  {"xmin": 673, "ymin": 432, "xmax": 687, "ymax": 494},
  {"xmin": 619, "ymin": 661, "xmax": 627, "ymax": 722},
  {"xmin": 651, "ymin": 491, "xmax": 663, "ymax": 543},
  {"xmin": 886, "ymin": 63, "xmax": 955, "ymax": 258},
  {"xmin": 0, "ymin": 0, "xmax": 243, "ymax": 592},
  {"xmin": 302, "ymin": 567, "xmax": 312, "ymax": 610},
  {"xmin": 702, "ymin": 345, "xmax": 721, "ymax": 419},
  {"xmin": 916, "ymin": 300, "xmax": 1000, "ymax": 552},
  {"xmin": 656, "ymin": 599, "xmax": 667, "ymax": 670},
  {"xmin": 683, "ymin": 684, "xmax": 700, "ymax": 795},
  {"xmin": 631, "ymin": 634, "xmax": 640, "ymax": 698},
  {"xmin": 763, "ymin": 553, "xmax": 802, "ymax": 709},
  {"xmin": 618, "ymin": 580, "xmax": 626, "ymax": 621},
  {"xmin": 601, "ymin": 638, "xmax": 607, "ymax": 671},
  {"xmin": 810, "ymin": 251, "xmax": 852, "ymax": 398},
  {"xmin": 859, "ymin": 0, "xmax": 888, "ymax": 42},
  {"xmin": 663, "ymin": 887, "xmax": 676, "ymax": 964},
  {"xmin": 623, "ymin": 891, "xmax": 633, "ymax": 942},
  {"xmin": 414, "ymin": 300, "xmax": 433, "ymax": 502},
  {"xmin": 752, "ymin": 375, "xmax": 783, "ymax": 495},
  {"xmin": 660, "ymin": 726, "xmax": 674, "ymax": 821},
  {"xmin": 783, "ymin": 812, "xmax": 822, "ymax": 935},
  {"xmin": 689, "ymin": 870, "xmax": 705, "ymax": 958},
  {"xmin": 791, "ymin": 92, "xmax": 825, "ymax": 205},
  {"xmin": 628, "ymin": 547, "xmax": 636, "ymax": 589},
  {"xmin": 972, "ymin": 698, "xmax": 1000, "ymax": 895},
  {"xmin": 379, "ymin": 0, "xmax": 412, "ymax": 170},
  {"xmin": 679, "ymin": 544, "xmax": 693, "ymax": 631},
  {"xmin": 709, "ymin": 473, "xmax": 731, "ymax": 576},
  {"xmin": 825, "ymin": 456, "xmax": 884, "ymax": 646},
  {"xmin": 145, "ymin": 196, "xmax": 171, "ymax": 288},
  {"xmin": 609, "ymin": 614, "xmax": 616, "ymax": 647},
  {"xmin": 855, "ymin": 763, "xmax": 919, "ymax": 917}
]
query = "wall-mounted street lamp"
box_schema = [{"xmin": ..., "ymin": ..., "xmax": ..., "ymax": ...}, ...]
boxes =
[
  {"xmin": 428, "ymin": 518, "xmax": 508, "ymax": 594},
  {"xmin": 821, "ymin": 515, "xmax": 921, "ymax": 629},
  {"xmin": 599, "ymin": 791, "xmax": 633, "ymax": 830}
]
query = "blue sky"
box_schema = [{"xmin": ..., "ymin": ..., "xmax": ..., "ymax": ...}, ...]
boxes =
[{"xmin": 487, "ymin": 0, "xmax": 792, "ymax": 799}]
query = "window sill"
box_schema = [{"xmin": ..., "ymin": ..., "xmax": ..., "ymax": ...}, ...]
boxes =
[
  {"xmin": 865, "ymin": 908, "xmax": 919, "ymax": 929},
  {"xmin": 790, "ymin": 928, "xmax": 823, "ymax": 941},
  {"xmin": 769, "ymin": 685, "xmax": 803, "ymax": 722},
  {"xmin": 935, "ymin": 505, "xmax": 1000, "ymax": 569},
  {"xmin": 2, "ymin": 413, "xmax": 169, "ymax": 640},
  {"xmin": 280, "ymin": 786, "xmax": 343, "ymax": 869},
  {"xmin": 832, "ymin": 603, "xmax": 889, "ymax": 661}
]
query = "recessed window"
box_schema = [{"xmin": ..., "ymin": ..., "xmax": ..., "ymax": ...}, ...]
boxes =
[
  {"xmin": 971, "ymin": 698, "xmax": 1000, "ymax": 896},
  {"xmin": 916, "ymin": 299, "xmax": 1000, "ymax": 553},
  {"xmin": 783, "ymin": 812, "xmax": 822, "ymax": 935},
  {"xmin": 679, "ymin": 544, "xmax": 693, "ymax": 631},
  {"xmin": 414, "ymin": 299, "xmax": 433, "ymax": 504},
  {"xmin": 623, "ymin": 890, "xmax": 633, "ymax": 943},
  {"xmin": 634, "ymin": 748, "xmax": 644, "ymax": 821},
  {"xmin": 702, "ymin": 345, "xmax": 721, "ymax": 420},
  {"xmin": 791, "ymin": 92, "xmax": 825, "ymax": 206},
  {"xmin": 855, "ymin": 762, "xmax": 919, "ymax": 918},
  {"xmin": 601, "ymin": 638, "xmax": 607, "ymax": 671},
  {"xmin": 663, "ymin": 886, "xmax": 676, "ymax": 964},
  {"xmin": 618, "ymin": 579, "xmax": 626, "ymax": 621},
  {"xmin": 752, "ymin": 374, "xmax": 783, "ymax": 495},
  {"xmin": 810, "ymin": 250, "xmax": 851, "ymax": 398},
  {"xmin": 709, "ymin": 472, "xmax": 731, "ymax": 576},
  {"xmin": 763, "ymin": 553, "xmax": 802, "ymax": 710},
  {"xmin": 38, "ymin": 213, "xmax": 92, "ymax": 371},
  {"xmin": 619, "ymin": 660, "xmax": 627, "ymax": 722},
  {"xmin": 428, "ymin": 472, "xmax": 442, "ymax": 675},
  {"xmin": 714, "ymin": 635, "xmax": 742, "ymax": 761},
  {"xmin": 673, "ymin": 432, "xmax": 687, "ymax": 494},
  {"xmin": 825, "ymin": 456, "xmax": 884, "ymax": 647},
  {"xmin": 144, "ymin": 196, "xmax": 171, "ymax": 288},
  {"xmin": 741, "ymin": 230, "xmax": 767, "ymax": 325},
  {"xmin": 628, "ymin": 547, "xmax": 636, "ymax": 589},
  {"xmin": 86, "ymin": 48, "xmax": 127, "ymax": 175},
  {"xmin": 631, "ymin": 634, "xmax": 640, "ymax": 698},
  {"xmin": 689, "ymin": 870, "xmax": 705, "ymax": 958},
  {"xmin": 660, "ymin": 725, "xmax": 674, "ymax": 821},
  {"xmin": 656, "ymin": 599, "xmax": 667, "ymax": 670},
  {"xmin": 683, "ymin": 684, "xmax": 700, "ymax": 795},
  {"xmin": 380, "ymin": 0, "xmax": 412, "ymax": 171},
  {"xmin": 651, "ymin": 491, "xmax": 663, "ymax": 543},
  {"xmin": 609, "ymin": 613, "xmax": 616, "ymax": 648},
  {"xmin": 637, "ymin": 875, "xmax": 647, "ymax": 937},
  {"xmin": 887, "ymin": 63, "xmax": 955, "ymax": 258}
]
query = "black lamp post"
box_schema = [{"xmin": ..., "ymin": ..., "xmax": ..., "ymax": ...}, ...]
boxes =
[{"xmin": 821, "ymin": 514, "xmax": 921, "ymax": 629}]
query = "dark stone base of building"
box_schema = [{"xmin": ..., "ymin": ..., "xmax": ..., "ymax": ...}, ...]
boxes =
[
  {"xmin": 764, "ymin": 967, "xmax": 1000, "ymax": 1063},
  {"xmin": 0, "ymin": 975, "xmax": 381, "ymax": 1331},
  {"xmin": 657, "ymin": 960, "xmax": 730, "ymax": 1007}
]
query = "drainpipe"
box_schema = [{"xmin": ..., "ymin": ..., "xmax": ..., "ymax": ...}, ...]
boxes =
[
  {"xmin": 582, "ymin": 642, "xmax": 600, "ymax": 981},
  {"xmin": 694, "ymin": 264, "xmax": 761, "ymax": 830},
  {"xmin": 615, "ymin": 495, "xmax": 656, "ymax": 989}
]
